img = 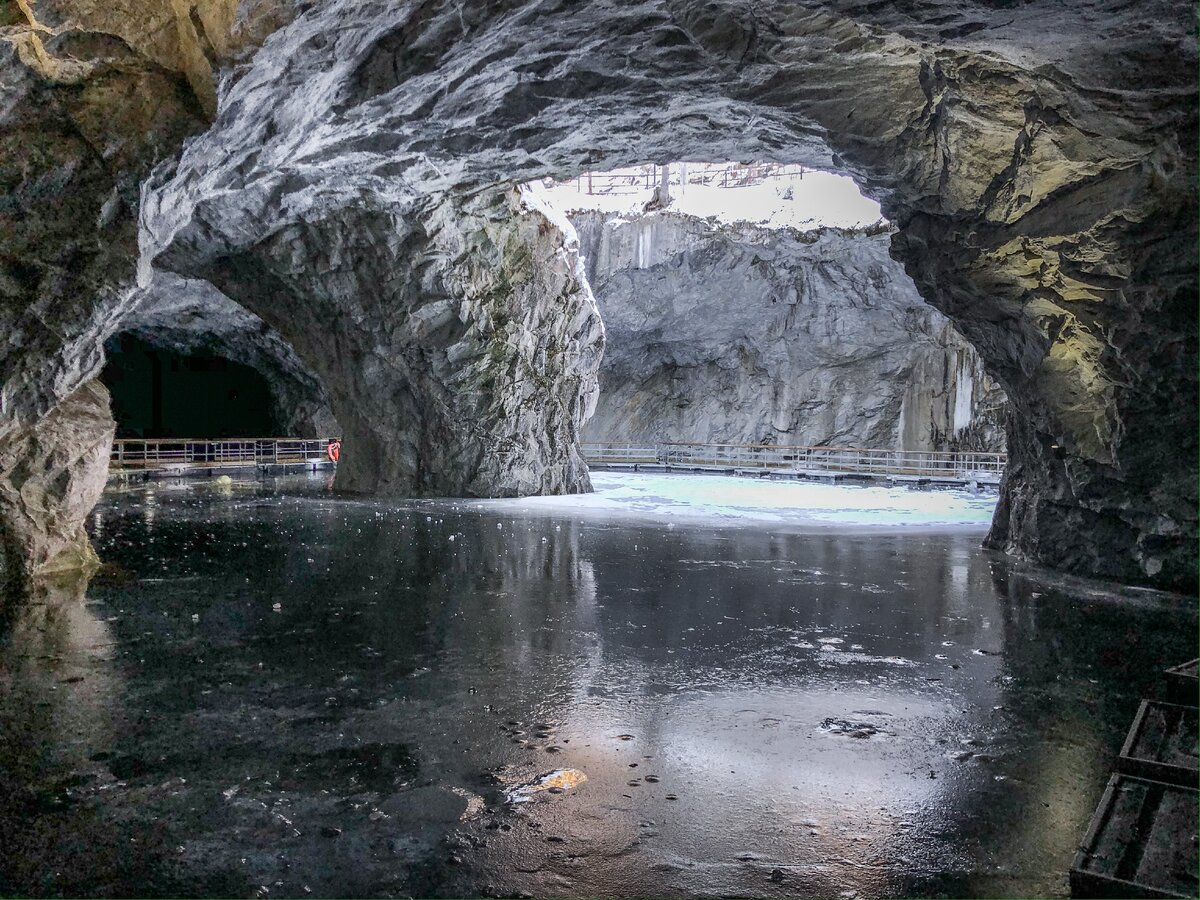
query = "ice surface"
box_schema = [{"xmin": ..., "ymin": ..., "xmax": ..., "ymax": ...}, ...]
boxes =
[
  {"xmin": 32, "ymin": 474, "xmax": 1189, "ymax": 900},
  {"xmin": 472, "ymin": 472, "xmax": 996, "ymax": 529}
]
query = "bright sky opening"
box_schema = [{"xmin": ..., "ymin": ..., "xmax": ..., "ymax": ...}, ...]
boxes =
[{"xmin": 538, "ymin": 162, "xmax": 885, "ymax": 231}]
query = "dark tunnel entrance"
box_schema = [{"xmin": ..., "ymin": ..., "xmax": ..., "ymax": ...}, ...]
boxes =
[{"xmin": 101, "ymin": 333, "xmax": 285, "ymax": 439}]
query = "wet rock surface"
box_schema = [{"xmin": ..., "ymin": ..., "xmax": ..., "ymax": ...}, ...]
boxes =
[
  {"xmin": 573, "ymin": 211, "xmax": 1005, "ymax": 451},
  {"xmin": 0, "ymin": 380, "xmax": 114, "ymax": 590},
  {"xmin": 0, "ymin": 474, "xmax": 1193, "ymax": 897}
]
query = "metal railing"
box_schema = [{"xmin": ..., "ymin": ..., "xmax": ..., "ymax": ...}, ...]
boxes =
[
  {"xmin": 572, "ymin": 163, "xmax": 808, "ymax": 195},
  {"xmin": 579, "ymin": 443, "xmax": 661, "ymax": 465},
  {"xmin": 111, "ymin": 438, "xmax": 333, "ymax": 471},
  {"xmin": 583, "ymin": 441, "xmax": 1006, "ymax": 479},
  {"xmin": 110, "ymin": 438, "xmax": 1005, "ymax": 481}
]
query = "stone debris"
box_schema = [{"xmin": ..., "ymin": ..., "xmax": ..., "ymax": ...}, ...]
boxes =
[{"xmin": 819, "ymin": 718, "xmax": 887, "ymax": 739}]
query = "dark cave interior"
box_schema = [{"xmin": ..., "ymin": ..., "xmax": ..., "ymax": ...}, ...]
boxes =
[{"xmin": 101, "ymin": 333, "xmax": 283, "ymax": 439}]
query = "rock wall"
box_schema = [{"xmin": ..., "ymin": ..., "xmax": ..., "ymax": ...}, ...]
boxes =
[
  {"xmin": 0, "ymin": 380, "xmax": 113, "ymax": 595},
  {"xmin": 0, "ymin": 0, "xmax": 291, "ymax": 440},
  {"xmin": 149, "ymin": 185, "xmax": 603, "ymax": 498},
  {"xmin": 0, "ymin": 0, "xmax": 601, "ymax": 586},
  {"xmin": 0, "ymin": 0, "xmax": 291, "ymax": 590},
  {"xmin": 573, "ymin": 211, "xmax": 1005, "ymax": 451}
]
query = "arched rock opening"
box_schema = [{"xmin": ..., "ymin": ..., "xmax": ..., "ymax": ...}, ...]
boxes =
[
  {"xmin": 0, "ymin": 266, "xmax": 338, "ymax": 593},
  {"xmin": 158, "ymin": 186, "xmax": 603, "ymax": 497},
  {"xmin": 0, "ymin": 0, "xmax": 279, "ymax": 594},
  {"xmin": 1, "ymin": 0, "xmax": 1195, "ymax": 592},
  {"xmin": 114, "ymin": 272, "xmax": 339, "ymax": 439},
  {"xmin": 560, "ymin": 183, "xmax": 1007, "ymax": 453},
  {"xmin": 102, "ymin": 335, "xmax": 285, "ymax": 439}
]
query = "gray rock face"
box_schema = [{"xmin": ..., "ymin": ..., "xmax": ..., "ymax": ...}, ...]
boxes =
[
  {"xmin": 0, "ymin": 0, "xmax": 274, "ymax": 587},
  {"xmin": 2, "ymin": 0, "xmax": 1195, "ymax": 589},
  {"xmin": 573, "ymin": 211, "xmax": 1005, "ymax": 452},
  {"xmin": 0, "ymin": 380, "xmax": 113, "ymax": 594},
  {"xmin": 151, "ymin": 185, "xmax": 603, "ymax": 497},
  {"xmin": 123, "ymin": 273, "xmax": 338, "ymax": 437}
]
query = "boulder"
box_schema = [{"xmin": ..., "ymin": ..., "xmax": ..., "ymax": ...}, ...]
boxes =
[{"xmin": 0, "ymin": 380, "xmax": 114, "ymax": 593}]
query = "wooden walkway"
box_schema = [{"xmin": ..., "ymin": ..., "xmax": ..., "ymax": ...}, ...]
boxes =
[
  {"xmin": 1070, "ymin": 658, "xmax": 1198, "ymax": 898},
  {"xmin": 109, "ymin": 438, "xmax": 334, "ymax": 478},
  {"xmin": 108, "ymin": 438, "xmax": 1006, "ymax": 487}
]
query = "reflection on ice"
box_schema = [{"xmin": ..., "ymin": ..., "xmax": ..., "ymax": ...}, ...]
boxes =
[
  {"xmin": 473, "ymin": 472, "xmax": 997, "ymax": 529},
  {"xmin": 0, "ymin": 474, "xmax": 1191, "ymax": 899}
]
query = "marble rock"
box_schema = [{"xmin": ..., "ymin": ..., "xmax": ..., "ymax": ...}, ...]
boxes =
[
  {"xmin": 573, "ymin": 210, "xmax": 1006, "ymax": 452},
  {"xmin": 0, "ymin": 380, "xmax": 113, "ymax": 593}
]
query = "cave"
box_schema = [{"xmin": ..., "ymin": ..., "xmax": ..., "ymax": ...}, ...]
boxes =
[
  {"xmin": 0, "ymin": 2, "xmax": 1196, "ymax": 898},
  {"xmin": 102, "ymin": 333, "xmax": 285, "ymax": 439}
]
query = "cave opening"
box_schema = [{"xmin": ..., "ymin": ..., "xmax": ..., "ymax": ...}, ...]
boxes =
[
  {"xmin": 100, "ymin": 332, "xmax": 285, "ymax": 439},
  {"xmin": 539, "ymin": 161, "xmax": 884, "ymax": 230},
  {"xmin": 532, "ymin": 161, "xmax": 1007, "ymax": 455}
]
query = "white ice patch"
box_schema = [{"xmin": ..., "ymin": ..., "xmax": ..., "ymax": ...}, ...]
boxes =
[
  {"xmin": 952, "ymin": 355, "xmax": 975, "ymax": 435},
  {"xmin": 471, "ymin": 472, "xmax": 997, "ymax": 530}
]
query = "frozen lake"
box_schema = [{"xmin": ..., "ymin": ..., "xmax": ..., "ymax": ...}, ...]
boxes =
[
  {"xmin": 0, "ymin": 472, "xmax": 1192, "ymax": 898},
  {"xmin": 474, "ymin": 471, "xmax": 999, "ymax": 529}
]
